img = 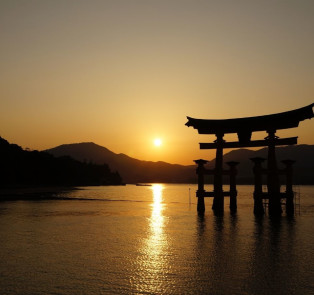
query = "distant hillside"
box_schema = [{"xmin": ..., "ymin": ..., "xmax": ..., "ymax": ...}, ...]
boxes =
[
  {"xmin": 45, "ymin": 142, "xmax": 195, "ymax": 183},
  {"xmin": 0, "ymin": 137, "xmax": 123, "ymax": 187},
  {"xmin": 206, "ymin": 144, "xmax": 314, "ymax": 184},
  {"xmin": 46, "ymin": 142, "xmax": 314, "ymax": 184}
]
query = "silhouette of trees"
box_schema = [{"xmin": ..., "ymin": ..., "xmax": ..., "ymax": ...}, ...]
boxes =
[{"xmin": 0, "ymin": 137, "xmax": 123, "ymax": 187}]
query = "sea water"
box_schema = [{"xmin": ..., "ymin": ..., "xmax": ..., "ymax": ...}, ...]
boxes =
[{"xmin": 0, "ymin": 184, "xmax": 314, "ymax": 295}]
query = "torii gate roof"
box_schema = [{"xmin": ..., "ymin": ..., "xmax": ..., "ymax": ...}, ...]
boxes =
[{"xmin": 186, "ymin": 103, "xmax": 314, "ymax": 135}]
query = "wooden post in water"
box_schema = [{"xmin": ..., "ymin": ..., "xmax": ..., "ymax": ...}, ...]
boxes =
[
  {"xmin": 194, "ymin": 159, "xmax": 208, "ymax": 213},
  {"xmin": 251, "ymin": 157, "xmax": 265, "ymax": 215},
  {"xmin": 227, "ymin": 161, "xmax": 239, "ymax": 213},
  {"xmin": 282, "ymin": 159, "xmax": 295, "ymax": 216}
]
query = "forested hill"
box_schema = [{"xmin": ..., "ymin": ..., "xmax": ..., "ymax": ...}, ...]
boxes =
[
  {"xmin": 0, "ymin": 137, "xmax": 123, "ymax": 187},
  {"xmin": 45, "ymin": 142, "xmax": 195, "ymax": 183}
]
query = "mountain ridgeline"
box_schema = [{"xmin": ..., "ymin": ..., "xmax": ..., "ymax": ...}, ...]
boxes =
[
  {"xmin": 0, "ymin": 137, "xmax": 123, "ymax": 187},
  {"xmin": 45, "ymin": 142, "xmax": 195, "ymax": 184},
  {"xmin": 45, "ymin": 142, "xmax": 314, "ymax": 184}
]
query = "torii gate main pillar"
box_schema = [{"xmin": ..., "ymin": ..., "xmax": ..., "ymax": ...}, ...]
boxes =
[
  {"xmin": 266, "ymin": 130, "xmax": 282, "ymax": 215},
  {"xmin": 212, "ymin": 132, "xmax": 224, "ymax": 213}
]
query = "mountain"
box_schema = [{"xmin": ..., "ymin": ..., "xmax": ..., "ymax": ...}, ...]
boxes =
[
  {"xmin": 0, "ymin": 137, "xmax": 123, "ymax": 187},
  {"xmin": 45, "ymin": 142, "xmax": 314, "ymax": 184},
  {"xmin": 45, "ymin": 142, "xmax": 195, "ymax": 183}
]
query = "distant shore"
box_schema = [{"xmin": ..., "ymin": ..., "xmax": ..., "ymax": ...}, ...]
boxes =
[{"xmin": 0, "ymin": 186, "xmax": 78, "ymax": 201}]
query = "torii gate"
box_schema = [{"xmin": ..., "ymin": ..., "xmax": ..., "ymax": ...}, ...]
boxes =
[{"xmin": 186, "ymin": 103, "xmax": 314, "ymax": 215}]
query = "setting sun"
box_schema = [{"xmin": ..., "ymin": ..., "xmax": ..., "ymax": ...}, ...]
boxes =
[{"xmin": 154, "ymin": 138, "xmax": 162, "ymax": 147}]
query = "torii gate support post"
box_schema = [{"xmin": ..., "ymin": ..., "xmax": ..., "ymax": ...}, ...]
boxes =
[
  {"xmin": 212, "ymin": 133, "xmax": 224, "ymax": 214},
  {"xmin": 195, "ymin": 159, "xmax": 208, "ymax": 213},
  {"xmin": 282, "ymin": 160, "xmax": 295, "ymax": 216},
  {"xmin": 251, "ymin": 157, "xmax": 265, "ymax": 216},
  {"xmin": 266, "ymin": 130, "xmax": 282, "ymax": 216},
  {"xmin": 227, "ymin": 161, "xmax": 239, "ymax": 213}
]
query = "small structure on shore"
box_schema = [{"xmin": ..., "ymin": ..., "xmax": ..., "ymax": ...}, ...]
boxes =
[{"xmin": 186, "ymin": 104, "xmax": 314, "ymax": 216}]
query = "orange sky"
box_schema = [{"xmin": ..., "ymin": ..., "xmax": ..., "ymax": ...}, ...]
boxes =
[{"xmin": 1, "ymin": 1, "xmax": 313, "ymax": 165}]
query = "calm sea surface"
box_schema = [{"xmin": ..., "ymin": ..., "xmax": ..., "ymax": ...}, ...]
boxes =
[{"xmin": 1, "ymin": 184, "xmax": 314, "ymax": 295}]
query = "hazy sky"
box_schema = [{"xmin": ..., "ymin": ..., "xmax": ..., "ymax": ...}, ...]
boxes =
[{"xmin": 1, "ymin": 0, "xmax": 313, "ymax": 164}]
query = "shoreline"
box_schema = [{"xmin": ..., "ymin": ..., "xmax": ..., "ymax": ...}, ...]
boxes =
[{"xmin": 0, "ymin": 186, "xmax": 78, "ymax": 201}]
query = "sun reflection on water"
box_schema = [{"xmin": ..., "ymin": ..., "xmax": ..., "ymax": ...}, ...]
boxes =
[
  {"xmin": 150, "ymin": 184, "xmax": 164, "ymax": 238},
  {"xmin": 131, "ymin": 184, "xmax": 170, "ymax": 293}
]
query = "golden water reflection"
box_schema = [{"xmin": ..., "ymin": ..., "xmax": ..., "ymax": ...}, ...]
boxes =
[
  {"xmin": 132, "ymin": 184, "xmax": 170, "ymax": 293},
  {"xmin": 150, "ymin": 184, "xmax": 164, "ymax": 239}
]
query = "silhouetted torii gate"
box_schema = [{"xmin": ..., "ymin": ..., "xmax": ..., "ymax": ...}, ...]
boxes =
[{"xmin": 186, "ymin": 103, "xmax": 314, "ymax": 215}]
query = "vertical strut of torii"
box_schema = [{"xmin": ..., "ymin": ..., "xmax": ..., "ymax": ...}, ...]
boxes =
[{"xmin": 186, "ymin": 103, "xmax": 314, "ymax": 216}]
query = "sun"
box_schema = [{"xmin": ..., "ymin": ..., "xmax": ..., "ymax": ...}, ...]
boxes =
[{"xmin": 154, "ymin": 138, "xmax": 162, "ymax": 147}]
